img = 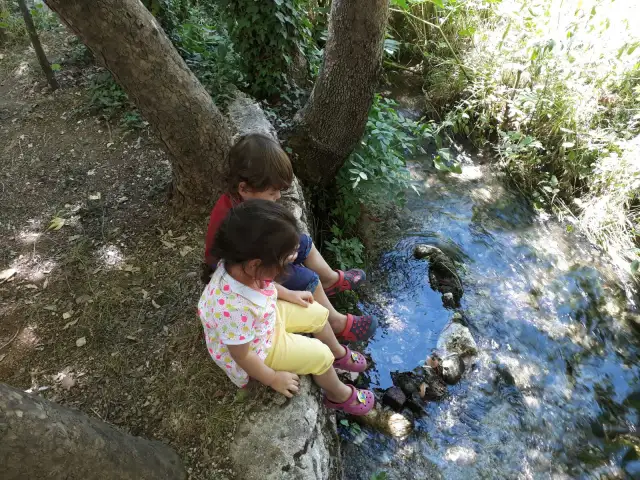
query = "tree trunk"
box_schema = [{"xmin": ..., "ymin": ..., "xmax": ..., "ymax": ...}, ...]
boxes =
[
  {"xmin": 288, "ymin": 0, "xmax": 389, "ymax": 187},
  {"xmin": 44, "ymin": 0, "xmax": 232, "ymax": 210},
  {"xmin": 17, "ymin": 0, "xmax": 59, "ymax": 90},
  {"xmin": 0, "ymin": 383, "xmax": 186, "ymax": 480}
]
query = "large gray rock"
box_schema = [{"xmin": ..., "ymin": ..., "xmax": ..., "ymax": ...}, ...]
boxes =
[
  {"xmin": 436, "ymin": 322, "xmax": 478, "ymax": 357},
  {"xmin": 226, "ymin": 93, "xmax": 337, "ymax": 479},
  {"xmin": 230, "ymin": 378, "xmax": 340, "ymax": 480}
]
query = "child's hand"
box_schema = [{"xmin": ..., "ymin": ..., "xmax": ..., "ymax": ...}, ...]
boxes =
[
  {"xmin": 269, "ymin": 371, "xmax": 300, "ymax": 398},
  {"xmin": 289, "ymin": 290, "xmax": 314, "ymax": 308}
]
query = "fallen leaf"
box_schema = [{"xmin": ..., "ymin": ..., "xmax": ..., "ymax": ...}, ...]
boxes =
[
  {"xmin": 63, "ymin": 318, "xmax": 79, "ymax": 330},
  {"xmin": 68, "ymin": 235, "xmax": 82, "ymax": 242},
  {"xmin": 48, "ymin": 217, "xmax": 66, "ymax": 231},
  {"xmin": 88, "ymin": 192, "xmax": 102, "ymax": 200},
  {"xmin": 43, "ymin": 305, "xmax": 57, "ymax": 311},
  {"xmin": 151, "ymin": 299, "xmax": 161, "ymax": 309},
  {"xmin": 161, "ymin": 240, "xmax": 176, "ymax": 249},
  {"xmin": 43, "ymin": 278, "xmax": 49, "ymax": 289},
  {"xmin": 117, "ymin": 196, "xmax": 128, "ymax": 203},
  {"xmin": 0, "ymin": 268, "xmax": 17, "ymax": 283},
  {"xmin": 175, "ymin": 235, "xmax": 187, "ymax": 241},
  {"xmin": 419, "ymin": 383, "xmax": 427, "ymax": 399},
  {"xmin": 123, "ymin": 264, "xmax": 140, "ymax": 273},
  {"xmin": 62, "ymin": 311, "xmax": 73, "ymax": 320},
  {"xmin": 141, "ymin": 289, "xmax": 149, "ymax": 300},
  {"xmin": 0, "ymin": 353, "xmax": 6, "ymax": 363},
  {"xmin": 125, "ymin": 335, "xmax": 137, "ymax": 341},
  {"xmin": 107, "ymin": 142, "xmax": 114, "ymax": 147},
  {"xmin": 87, "ymin": 169, "xmax": 96, "ymax": 176},
  {"xmin": 24, "ymin": 284, "xmax": 38, "ymax": 290},
  {"xmin": 76, "ymin": 337, "xmax": 86, "ymax": 347},
  {"xmin": 179, "ymin": 246, "xmax": 194, "ymax": 257}
]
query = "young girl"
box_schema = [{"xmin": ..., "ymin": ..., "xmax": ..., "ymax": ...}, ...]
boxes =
[
  {"xmin": 203, "ymin": 133, "xmax": 377, "ymax": 343},
  {"xmin": 198, "ymin": 199, "xmax": 375, "ymax": 415}
]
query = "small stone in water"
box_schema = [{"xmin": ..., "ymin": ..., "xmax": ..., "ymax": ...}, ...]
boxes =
[
  {"xmin": 383, "ymin": 386, "xmax": 406, "ymax": 411},
  {"xmin": 442, "ymin": 292, "xmax": 456, "ymax": 308},
  {"xmin": 441, "ymin": 354, "xmax": 465, "ymax": 385}
]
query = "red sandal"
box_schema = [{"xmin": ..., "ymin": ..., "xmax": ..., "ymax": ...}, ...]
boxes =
[
  {"xmin": 324, "ymin": 385, "xmax": 375, "ymax": 415},
  {"xmin": 333, "ymin": 346, "xmax": 368, "ymax": 373},
  {"xmin": 338, "ymin": 314, "xmax": 378, "ymax": 342},
  {"xmin": 324, "ymin": 269, "xmax": 366, "ymax": 297}
]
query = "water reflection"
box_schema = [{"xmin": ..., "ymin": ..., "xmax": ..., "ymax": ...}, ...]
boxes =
[{"xmin": 343, "ymin": 160, "xmax": 640, "ymax": 479}]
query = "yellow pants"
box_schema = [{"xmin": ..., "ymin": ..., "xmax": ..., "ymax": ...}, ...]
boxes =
[{"xmin": 264, "ymin": 300, "xmax": 334, "ymax": 376}]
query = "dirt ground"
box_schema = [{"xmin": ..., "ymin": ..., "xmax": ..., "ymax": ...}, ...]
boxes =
[{"xmin": 1, "ymin": 29, "xmax": 245, "ymax": 479}]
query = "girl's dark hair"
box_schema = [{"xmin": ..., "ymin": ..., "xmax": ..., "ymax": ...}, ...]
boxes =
[
  {"xmin": 212, "ymin": 199, "xmax": 299, "ymax": 278},
  {"xmin": 227, "ymin": 133, "xmax": 294, "ymax": 195}
]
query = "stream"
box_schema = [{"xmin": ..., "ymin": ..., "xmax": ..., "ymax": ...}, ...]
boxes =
[{"xmin": 341, "ymin": 158, "xmax": 640, "ymax": 479}]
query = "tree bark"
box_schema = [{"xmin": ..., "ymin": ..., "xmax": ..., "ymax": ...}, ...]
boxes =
[
  {"xmin": 17, "ymin": 0, "xmax": 59, "ymax": 90},
  {"xmin": 0, "ymin": 383, "xmax": 186, "ymax": 480},
  {"xmin": 288, "ymin": 0, "xmax": 389, "ymax": 187},
  {"xmin": 44, "ymin": 0, "xmax": 232, "ymax": 210}
]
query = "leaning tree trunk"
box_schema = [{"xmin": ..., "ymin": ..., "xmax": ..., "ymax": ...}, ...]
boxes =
[
  {"xmin": 44, "ymin": 0, "xmax": 232, "ymax": 210},
  {"xmin": 288, "ymin": 0, "xmax": 389, "ymax": 187},
  {"xmin": 0, "ymin": 383, "xmax": 186, "ymax": 480},
  {"xmin": 17, "ymin": 0, "xmax": 59, "ymax": 90}
]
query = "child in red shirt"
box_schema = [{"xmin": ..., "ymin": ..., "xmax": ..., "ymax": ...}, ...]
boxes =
[{"xmin": 204, "ymin": 134, "xmax": 376, "ymax": 342}]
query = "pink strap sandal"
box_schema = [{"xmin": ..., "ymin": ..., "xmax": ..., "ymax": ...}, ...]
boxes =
[
  {"xmin": 324, "ymin": 385, "xmax": 375, "ymax": 416},
  {"xmin": 324, "ymin": 269, "xmax": 366, "ymax": 297},
  {"xmin": 333, "ymin": 345, "xmax": 368, "ymax": 373}
]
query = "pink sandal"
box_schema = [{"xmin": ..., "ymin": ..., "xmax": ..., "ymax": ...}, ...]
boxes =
[
  {"xmin": 324, "ymin": 269, "xmax": 366, "ymax": 297},
  {"xmin": 333, "ymin": 346, "xmax": 368, "ymax": 372},
  {"xmin": 324, "ymin": 385, "xmax": 375, "ymax": 415}
]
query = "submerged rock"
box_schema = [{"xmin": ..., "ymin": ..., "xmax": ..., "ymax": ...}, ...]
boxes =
[
  {"xmin": 441, "ymin": 354, "xmax": 465, "ymax": 385},
  {"xmin": 413, "ymin": 244, "xmax": 463, "ymax": 306},
  {"xmin": 383, "ymin": 386, "xmax": 407, "ymax": 411},
  {"xmin": 351, "ymin": 405, "xmax": 413, "ymax": 438},
  {"xmin": 437, "ymin": 322, "xmax": 478, "ymax": 357},
  {"xmin": 391, "ymin": 366, "xmax": 447, "ymax": 401}
]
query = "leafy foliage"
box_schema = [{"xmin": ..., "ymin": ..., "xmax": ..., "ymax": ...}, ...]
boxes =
[
  {"xmin": 324, "ymin": 95, "xmax": 445, "ymax": 269},
  {"xmin": 172, "ymin": 8, "xmax": 245, "ymax": 103},
  {"xmin": 86, "ymin": 72, "xmax": 145, "ymax": 131},
  {"xmin": 214, "ymin": 0, "xmax": 317, "ymax": 99},
  {"xmin": 388, "ymin": 0, "xmax": 640, "ymax": 271}
]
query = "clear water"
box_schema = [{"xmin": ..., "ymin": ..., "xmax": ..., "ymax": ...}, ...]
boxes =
[{"xmin": 341, "ymin": 159, "xmax": 640, "ymax": 479}]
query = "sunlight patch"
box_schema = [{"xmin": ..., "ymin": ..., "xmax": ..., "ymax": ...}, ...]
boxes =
[{"xmin": 97, "ymin": 244, "xmax": 124, "ymax": 268}]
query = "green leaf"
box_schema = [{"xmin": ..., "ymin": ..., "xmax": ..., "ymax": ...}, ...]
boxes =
[
  {"xmin": 48, "ymin": 217, "xmax": 66, "ymax": 231},
  {"xmin": 340, "ymin": 419, "xmax": 350, "ymax": 427},
  {"xmin": 631, "ymin": 260, "xmax": 639, "ymax": 274},
  {"xmin": 391, "ymin": 0, "xmax": 408, "ymax": 10},
  {"xmin": 51, "ymin": 64, "xmax": 61, "ymax": 72},
  {"xmin": 432, "ymin": 0, "xmax": 444, "ymax": 8}
]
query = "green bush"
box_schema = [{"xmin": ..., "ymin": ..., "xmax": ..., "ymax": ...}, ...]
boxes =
[
  {"xmin": 324, "ymin": 94, "xmax": 449, "ymax": 269},
  {"xmin": 214, "ymin": 0, "xmax": 317, "ymax": 99},
  {"xmin": 172, "ymin": 8, "xmax": 245, "ymax": 103}
]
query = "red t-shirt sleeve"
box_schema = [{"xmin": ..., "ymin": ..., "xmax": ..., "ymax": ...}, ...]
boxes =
[{"xmin": 204, "ymin": 194, "xmax": 234, "ymax": 266}]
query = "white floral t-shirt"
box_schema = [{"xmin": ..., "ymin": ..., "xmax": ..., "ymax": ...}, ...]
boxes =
[{"xmin": 198, "ymin": 261, "xmax": 277, "ymax": 387}]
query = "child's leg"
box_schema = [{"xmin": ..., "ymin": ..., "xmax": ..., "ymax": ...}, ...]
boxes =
[
  {"xmin": 303, "ymin": 243, "xmax": 340, "ymax": 288},
  {"xmin": 312, "ymin": 283, "xmax": 348, "ymax": 334},
  {"xmin": 313, "ymin": 368, "xmax": 352, "ymax": 403},
  {"xmin": 313, "ymin": 320, "xmax": 347, "ymax": 359}
]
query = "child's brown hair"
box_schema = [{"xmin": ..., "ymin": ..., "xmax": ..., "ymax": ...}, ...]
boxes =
[
  {"xmin": 227, "ymin": 133, "xmax": 294, "ymax": 196},
  {"xmin": 212, "ymin": 199, "xmax": 299, "ymax": 279}
]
